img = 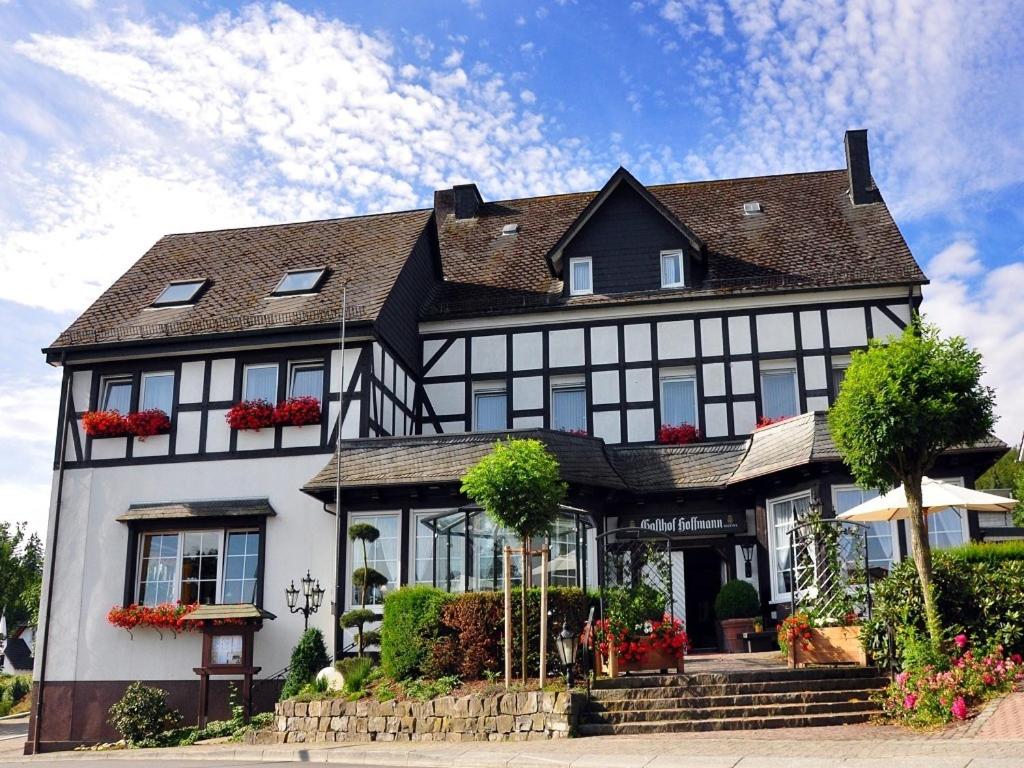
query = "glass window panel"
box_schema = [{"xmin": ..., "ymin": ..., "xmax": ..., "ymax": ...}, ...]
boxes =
[
  {"xmin": 275, "ymin": 270, "xmax": 325, "ymax": 294},
  {"xmin": 552, "ymin": 386, "xmax": 586, "ymax": 432},
  {"xmin": 142, "ymin": 372, "xmax": 174, "ymax": 413},
  {"xmin": 154, "ymin": 281, "xmax": 204, "ymax": 305},
  {"xmin": 102, "ymin": 378, "xmax": 132, "ymax": 413},
  {"xmin": 835, "ymin": 487, "xmax": 893, "ymax": 574},
  {"xmin": 138, "ymin": 533, "xmax": 179, "ymax": 606},
  {"xmin": 181, "ymin": 531, "xmax": 220, "ymax": 605},
  {"xmin": 832, "ymin": 367, "xmax": 848, "ymax": 395},
  {"xmin": 661, "ymin": 377, "xmax": 697, "ymax": 427},
  {"xmin": 475, "ymin": 391, "xmax": 507, "ymax": 430},
  {"xmin": 928, "ymin": 507, "xmax": 965, "ymax": 550},
  {"xmin": 548, "ymin": 516, "xmax": 579, "ymax": 587},
  {"xmin": 350, "ymin": 515, "xmax": 399, "ymax": 605},
  {"xmin": 289, "ymin": 364, "xmax": 324, "ymax": 399},
  {"xmin": 661, "ymin": 252, "xmax": 683, "ymax": 287},
  {"xmin": 244, "ymin": 365, "xmax": 279, "ymax": 402},
  {"xmin": 769, "ymin": 494, "xmax": 810, "ymax": 598},
  {"xmin": 414, "ymin": 515, "xmax": 436, "ymax": 585},
  {"xmin": 570, "ymin": 259, "xmax": 591, "ymax": 294},
  {"xmin": 761, "ymin": 369, "xmax": 798, "ymax": 419},
  {"xmin": 223, "ymin": 531, "xmax": 259, "ymax": 604}
]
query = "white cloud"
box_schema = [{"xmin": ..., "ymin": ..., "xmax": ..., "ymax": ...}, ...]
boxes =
[
  {"xmin": 925, "ymin": 241, "xmax": 1024, "ymax": 445},
  {"xmin": 520, "ymin": 89, "xmax": 536, "ymax": 104},
  {"xmin": 442, "ymin": 48, "xmax": 463, "ymax": 68},
  {"xmin": 0, "ymin": 481, "xmax": 52, "ymax": 534}
]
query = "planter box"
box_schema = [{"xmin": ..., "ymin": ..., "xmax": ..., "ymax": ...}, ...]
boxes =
[
  {"xmin": 597, "ymin": 646, "xmax": 684, "ymax": 676},
  {"xmin": 719, "ymin": 617, "xmax": 756, "ymax": 653},
  {"xmin": 791, "ymin": 625, "xmax": 867, "ymax": 667}
]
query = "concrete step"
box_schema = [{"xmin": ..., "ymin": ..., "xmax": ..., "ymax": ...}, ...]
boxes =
[
  {"xmin": 577, "ymin": 709, "xmax": 878, "ymax": 736},
  {"xmin": 593, "ymin": 666, "xmax": 883, "ymax": 690},
  {"xmin": 584, "ymin": 698, "xmax": 878, "ymax": 725},
  {"xmin": 589, "ymin": 688, "xmax": 881, "ymax": 712},
  {"xmin": 589, "ymin": 676, "xmax": 890, "ymax": 701}
]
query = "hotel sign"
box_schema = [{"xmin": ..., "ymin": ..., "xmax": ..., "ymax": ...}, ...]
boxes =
[{"xmin": 620, "ymin": 512, "xmax": 746, "ymax": 537}]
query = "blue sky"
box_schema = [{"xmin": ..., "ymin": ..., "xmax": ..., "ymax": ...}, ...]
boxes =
[{"xmin": 1, "ymin": 0, "xmax": 1022, "ymax": 533}]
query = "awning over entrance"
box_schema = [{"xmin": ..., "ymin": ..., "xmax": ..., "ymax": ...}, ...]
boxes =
[{"xmin": 115, "ymin": 498, "xmax": 277, "ymax": 523}]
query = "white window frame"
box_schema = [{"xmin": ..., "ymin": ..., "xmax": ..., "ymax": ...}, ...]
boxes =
[
  {"xmin": 100, "ymin": 374, "xmax": 133, "ymax": 412},
  {"xmin": 659, "ymin": 369, "xmax": 699, "ymax": 429},
  {"xmin": 759, "ymin": 359, "xmax": 800, "ymax": 420},
  {"xmin": 550, "ymin": 377, "xmax": 587, "ymax": 432},
  {"xmin": 568, "ymin": 256, "xmax": 593, "ymax": 296},
  {"xmin": 766, "ymin": 490, "xmax": 812, "ymax": 603},
  {"xmin": 924, "ymin": 476, "xmax": 969, "ymax": 550},
  {"xmin": 345, "ymin": 511, "xmax": 402, "ymax": 610},
  {"xmin": 831, "ymin": 484, "xmax": 900, "ymax": 573},
  {"xmin": 135, "ymin": 527, "xmax": 259, "ymax": 606},
  {"xmin": 243, "ymin": 363, "xmax": 279, "ymax": 402},
  {"xmin": 660, "ymin": 249, "xmax": 685, "ymax": 288},
  {"xmin": 287, "ymin": 360, "xmax": 325, "ymax": 399},
  {"xmin": 140, "ymin": 371, "xmax": 175, "ymax": 414},
  {"xmin": 410, "ymin": 509, "xmax": 449, "ymax": 587},
  {"xmin": 473, "ymin": 382, "xmax": 508, "ymax": 431}
]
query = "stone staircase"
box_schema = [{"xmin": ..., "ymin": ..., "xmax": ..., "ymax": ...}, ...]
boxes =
[{"xmin": 581, "ymin": 666, "xmax": 887, "ymax": 735}]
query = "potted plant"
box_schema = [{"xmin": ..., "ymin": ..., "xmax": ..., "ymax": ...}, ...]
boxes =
[{"xmin": 714, "ymin": 579, "xmax": 761, "ymax": 653}]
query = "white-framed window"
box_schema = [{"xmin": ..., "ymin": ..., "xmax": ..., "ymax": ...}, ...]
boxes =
[
  {"xmin": 100, "ymin": 375, "xmax": 133, "ymax": 413},
  {"xmin": 927, "ymin": 477, "xmax": 968, "ymax": 550},
  {"xmin": 474, "ymin": 385, "xmax": 507, "ymax": 431},
  {"xmin": 551, "ymin": 381, "xmax": 587, "ymax": 432},
  {"xmin": 153, "ymin": 280, "xmax": 206, "ymax": 307},
  {"xmin": 766, "ymin": 491, "xmax": 812, "ymax": 602},
  {"xmin": 347, "ymin": 512, "xmax": 400, "ymax": 607},
  {"xmin": 568, "ymin": 257, "xmax": 593, "ymax": 296},
  {"xmin": 141, "ymin": 371, "xmax": 175, "ymax": 414},
  {"xmin": 760, "ymin": 363, "xmax": 799, "ymax": 420},
  {"xmin": 273, "ymin": 268, "xmax": 326, "ymax": 296},
  {"xmin": 413, "ymin": 512, "xmax": 436, "ymax": 585},
  {"xmin": 660, "ymin": 249, "xmax": 685, "ymax": 288},
  {"xmin": 136, "ymin": 528, "xmax": 260, "ymax": 606},
  {"xmin": 660, "ymin": 371, "xmax": 698, "ymax": 428},
  {"xmin": 833, "ymin": 485, "xmax": 897, "ymax": 576},
  {"xmin": 243, "ymin": 363, "xmax": 279, "ymax": 402},
  {"xmin": 288, "ymin": 361, "xmax": 324, "ymax": 400}
]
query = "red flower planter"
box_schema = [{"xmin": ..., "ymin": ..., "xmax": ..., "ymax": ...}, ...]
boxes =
[
  {"xmin": 226, "ymin": 400, "xmax": 275, "ymax": 431},
  {"xmin": 657, "ymin": 423, "xmax": 701, "ymax": 445},
  {"xmin": 126, "ymin": 409, "xmax": 171, "ymax": 440},
  {"xmin": 273, "ymin": 396, "xmax": 321, "ymax": 427},
  {"xmin": 107, "ymin": 602, "xmax": 198, "ymax": 635},
  {"xmin": 82, "ymin": 410, "xmax": 130, "ymax": 438},
  {"xmin": 755, "ymin": 416, "xmax": 790, "ymax": 429}
]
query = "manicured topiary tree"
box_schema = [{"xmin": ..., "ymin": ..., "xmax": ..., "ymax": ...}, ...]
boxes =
[
  {"xmin": 714, "ymin": 579, "xmax": 760, "ymax": 620},
  {"xmin": 461, "ymin": 438, "xmax": 567, "ymax": 682},
  {"xmin": 828, "ymin": 320, "xmax": 995, "ymax": 649},
  {"xmin": 341, "ymin": 523, "xmax": 387, "ymax": 656}
]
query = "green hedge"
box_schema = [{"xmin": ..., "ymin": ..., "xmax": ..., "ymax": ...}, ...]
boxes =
[
  {"xmin": 381, "ymin": 586, "xmax": 590, "ymax": 681},
  {"xmin": 865, "ymin": 542, "xmax": 1024, "ymax": 668}
]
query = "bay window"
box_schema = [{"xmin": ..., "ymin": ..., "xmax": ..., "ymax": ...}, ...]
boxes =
[
  {"xmin": 348, "ymin": 513, "xmax": 400, "ymax": 606},
  {"xmin": 767, "ymin": 491, "xmax": 811, "ymax": 602}
]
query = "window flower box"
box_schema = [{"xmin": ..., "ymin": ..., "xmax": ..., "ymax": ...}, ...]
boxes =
[
  {"xmin": 273, "ymin": 396, "xmax": 321, "ymax": 427},
  {"xmin": 657, "ymin": 423, "xmax": 701, "ymax": 445},
  {"xmin": 755, "ymin": 416, "xmax": 790, "ymax": 429},
  {"xmin": 226, "ymin": 400, "xmax": 275, "ymax": 431},
  {"xmin": 107, "ymin": 602, "xmax": 198, "ymax": 637},
  {"xmin": 126, "ymin": 409, "xmax": 171, "ymax": 440},
  {"xmin": 82, "ymin": 410, "xmax": 131, "ymax": 438}
]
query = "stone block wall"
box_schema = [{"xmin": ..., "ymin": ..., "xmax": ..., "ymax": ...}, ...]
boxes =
[{"xmin": 249, "ymin": 690, "xmax": 585, "ymax": 744}]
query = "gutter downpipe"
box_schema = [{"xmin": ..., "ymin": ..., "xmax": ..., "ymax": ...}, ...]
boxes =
[
  {"xmin": 29, "ymin": 361, "xmax": 72, "ymax": 754},
  {"xmin": 332, "ymin": 286, "xmax": 348, "ymax": 660}
]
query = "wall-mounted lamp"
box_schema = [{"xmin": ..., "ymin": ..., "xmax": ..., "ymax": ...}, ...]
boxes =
[{"xmin": 740, "ymin": 543, "xmax": 755, "ymax": 578}]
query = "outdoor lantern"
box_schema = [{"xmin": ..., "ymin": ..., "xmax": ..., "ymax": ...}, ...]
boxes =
[
  {"xmin": 311, "ymin": 580, "xmax": 325, "ymax": 609},
  {"xmin": 740, "ymin": 543, "xmax": 755, "ymax": 578},
  {"xmin": 555, "ymin": 621, "xmax": 580, "ymax": 687},
  {"xmin": 808, "ymin": 491, "xmax": 823, "ymax": 518},
  {"xmin": 284, "ymin": 581, "xmax": 299, "ymax": 610},
  {"xmin": 301, "ymin": 570, "xmax": 314, "ymax": 597}
]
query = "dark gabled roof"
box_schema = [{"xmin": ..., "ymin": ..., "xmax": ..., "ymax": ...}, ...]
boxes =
[
  {"xmin": 303, "ymin": 414, "xmax": 1008, "ymax": 498},
  {"xmin": 2, "ymin": 637, "xmax": 33, "ymax": 673},
  {"xmin": 49, "ymin": 209, "xmax": 432, "ymax": 349},
  {"xmin": 427, "ymin": 169, "xmax": 925, "ymax": 319},
  {"xmin": 543, "ymin": 167, "xmax": 704, "ymax": 275}
]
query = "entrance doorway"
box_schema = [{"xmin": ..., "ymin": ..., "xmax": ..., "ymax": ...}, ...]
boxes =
[{"xmin": 683, "ymin": 548, "xmax": 723, "ymax": 650}]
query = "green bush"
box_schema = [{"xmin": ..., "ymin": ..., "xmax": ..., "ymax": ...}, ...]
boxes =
[
  {"xmin": 108, "ymin": 682, "xmax": 182, "ymax": 745},
  {"xmin": 865, "ymin": 544, "xmax": 1024, "ymax": 669},
  {"xmin": 0, "ymin": 675, "xmax": 31, "ymax": 717},
  {"xmin": 714, "ymin": 580, "xmax": 760, "ymax": 620},
  {"xmin": 337, "ymin": 656, "xmax": 374, "ymax": 694},
  {"xmin": 605, "ymin": 583, "xmax": 667, "ymax": 631},
  {"xmin": 380, "ymin": 586, "xmax": 454, "ymax": 681},
  {"xmin": 280, "ymin": 628, "xmax": 330, "ymax": 700}
]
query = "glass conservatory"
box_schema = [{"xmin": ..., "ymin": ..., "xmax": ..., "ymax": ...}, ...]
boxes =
[{"xmin": 421, "ymin": 505, "xmax": 594, "ymax": 593}]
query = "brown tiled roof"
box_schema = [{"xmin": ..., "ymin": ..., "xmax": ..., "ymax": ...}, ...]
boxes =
[
  {"xmin": 427, "ymin": 169, "xmax": 925, "ymax": 318},
  {"xmin": 49, "ymin": 209, "xmax": 432, "ymax": 348},
  {"xmin": 608, "ymin": 441, "xmax": 748, "ymax": 491}
]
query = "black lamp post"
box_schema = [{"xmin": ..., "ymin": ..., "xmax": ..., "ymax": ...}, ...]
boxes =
[
  {"xmin": 285, "ymin": 570, "xmax": 325, "ymax": 630},
  {"xmin": 554, "ymin": 619, "xmax": 581, "ymax": 688}
]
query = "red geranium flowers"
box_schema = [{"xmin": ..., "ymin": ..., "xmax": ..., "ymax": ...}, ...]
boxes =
[
  {"xmin": 107, "ymin": 602, "xmax": 198, "ymax": 635},
  {"xmin": 83, "ymin": 409, "xmax": 170, "ymax": 439},
  {"xmin": 226, "ymin": 397, "xmax": 322, "ymax": 430},
  {"xmin": 226, "ymin": 400, "xmax": 275, "ymax": 430},
  {"xmin": 273, "ymin": 396, "xmax": 321, "ymax": 426},
  {"xmin": 657, "ymin": 423, "xmax": 701, "ymax": 445}
]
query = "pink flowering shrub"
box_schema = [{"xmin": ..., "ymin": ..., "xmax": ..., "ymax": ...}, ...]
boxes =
[{"xmin": 881, "ymin": 634, "xmax": 1024, "ymax": 728}]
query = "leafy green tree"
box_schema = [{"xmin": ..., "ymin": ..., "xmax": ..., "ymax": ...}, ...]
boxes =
[
  {"xmin": 461, "ymin": 438, "xmax": 567, "ymax": 681},
  {"xmin": 1014, "ymin": 474, "xmax": 1024, "ymax": 528},
  {"xmin": 0, "ymin": 523, "xmax": 43, "ymax": 627},
  {"xmin": 976, "ymin": 449, "xmax": 1023, "ymax": 490},
  {"xmin": 828, "ymin": 320, "xmax": 995, "ymax": 649}
]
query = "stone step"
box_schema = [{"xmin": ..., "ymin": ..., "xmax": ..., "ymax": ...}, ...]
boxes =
[
  {"xmin": 584, "ymin": 698, "xmax": 878, "ymax": 725},
  {"xmin": 589, "ymin": 676, "xmax": 890, "ymax": 701},
  {"xmin": 577, "ymin": 709, "xmax": 878, "ymax": 736},
  {"xmin": 589, "ymin": 688, "xmax": 882, "ymax": 712},
  {"xmin": 593, "ymin": 666, "xmax": 883, "ymax": 690}
]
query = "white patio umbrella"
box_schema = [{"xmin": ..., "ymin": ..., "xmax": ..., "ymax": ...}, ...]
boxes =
[{"xmin": 837, "ymin": 476, "xmax": 1017, "ymax": 522}]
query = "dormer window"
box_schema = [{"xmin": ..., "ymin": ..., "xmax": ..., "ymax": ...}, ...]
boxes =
[
  {"xmin": 660, "ymin": 250, "xmax": 685, "ymax": 288},
  {"xmin": 273, "ymin": 268, "xmax": 327, "ymax": 296},
  {"xmin": 152, "ymin": 279, "xmax": 206, "ymax": 307},
  {"xmin": 568, "ymin": 257, "xmax": 592, "ymax": 296}
]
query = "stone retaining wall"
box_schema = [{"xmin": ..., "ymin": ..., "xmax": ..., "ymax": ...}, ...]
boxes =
[{"xmin": 249, "ymin": 690, "xmax": 585, "ymax": 744}]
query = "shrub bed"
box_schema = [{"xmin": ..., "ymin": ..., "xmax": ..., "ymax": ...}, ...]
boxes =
[{"xmin": 0, "ymin": 674, "xmax": 31, "ymax": 717}]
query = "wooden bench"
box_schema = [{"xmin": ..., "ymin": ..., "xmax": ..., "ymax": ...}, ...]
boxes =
[{"xmin": 741, "ymin": 630, "xmax": 778, "ymax": 653}]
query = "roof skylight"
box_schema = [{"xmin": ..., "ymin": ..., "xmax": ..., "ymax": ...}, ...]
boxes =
[
  {"xmin": 273, "ymin": 268, "xmax": 327, "ymax": 296},
  {"xmin": 152, "ymin": 279, "xmax": 207, "ymax": 306},
  {"xmin": 742, "ymin": 201, "xmax": 764, "ymax": 215}
]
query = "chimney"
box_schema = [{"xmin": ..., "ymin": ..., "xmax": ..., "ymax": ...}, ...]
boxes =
[
  {"xmin": 844, "ymin": 129, "xmax": 881, "ymax": 205},
  {"xmin": 433, "ymin": 183, "xmax": 484, "ymax": 220}
]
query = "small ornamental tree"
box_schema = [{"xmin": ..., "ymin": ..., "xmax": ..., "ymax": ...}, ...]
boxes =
[
  {"xmin": 461, "ymin": 438, "xmax": 567, "ymax": 681},
  {"xmin": 342, "ymin": 523, "xmax": 386, "ymax": 656},
  {"xmin": 280, "ymin": 628, "xmax": 330, "ymax": 700},
  {"xmin": 828, "ymin": 320, "xmax": 995, "ymax": 649}
]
